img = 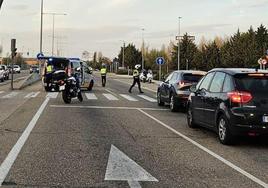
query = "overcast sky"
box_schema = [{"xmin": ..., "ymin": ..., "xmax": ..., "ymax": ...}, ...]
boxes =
[{"xmin": 0, "ymin": 0, "xmax": 268, "ymax": 59}]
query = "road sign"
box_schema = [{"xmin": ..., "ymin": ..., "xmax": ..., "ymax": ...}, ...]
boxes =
[
  {"xmin": 156, "ymin": 57, "xmax": 165, "ymax": 65},
  {"xmin": 37, "ymin": 52, "xmax": 44, "ymax": 60},
  {"xmin": 105, "ymin": 145, "xmax": 158, "ymax": 188}
]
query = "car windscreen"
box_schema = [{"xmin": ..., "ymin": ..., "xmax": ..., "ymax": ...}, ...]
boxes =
[
  {"xmin": 71, "ymin": 60, "xmax": 80, "ymax": 69},
  {"xmin": 234, "ymin": 74, "xmax": 268, "ymax": 93},
  {"xmin": 182, "ymin": 73, "xmax": 204, "ymax": 83}
]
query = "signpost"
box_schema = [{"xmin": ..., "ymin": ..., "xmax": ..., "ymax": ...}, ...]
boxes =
[{"xmin": 156, "ymin": 57, "xmax": 165, "ymax": 81}]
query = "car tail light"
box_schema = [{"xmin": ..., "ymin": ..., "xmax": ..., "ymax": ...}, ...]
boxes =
[{"xmin": 227, "ymin": 91, "xmax": 252, "ymax": 104}]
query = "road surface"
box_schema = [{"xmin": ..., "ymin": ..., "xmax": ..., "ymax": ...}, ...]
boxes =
[{"xmin": 0, "ymin": 73, "xmax": 267, "ymax": 188}]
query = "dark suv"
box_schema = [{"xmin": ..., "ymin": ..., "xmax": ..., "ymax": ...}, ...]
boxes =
[
  {"xmin": 157, "ymin": 70, "xmax": 206, "ymax": 112},
  {"xmin": 187, "ymin": 68, "xmax": 268, "ymax": 145}
]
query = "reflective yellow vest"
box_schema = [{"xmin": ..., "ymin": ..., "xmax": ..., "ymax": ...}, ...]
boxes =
[
  {"xmin": 133, "ymin": 69, "xmax": 139, "ymax": 77},
  {"xmin": 47, "ymin": 65, "xmax": 53, "ymax": 73},
  {"xmin": 101, "ymin": 68, "xmax": 107, "ymax": 75}
]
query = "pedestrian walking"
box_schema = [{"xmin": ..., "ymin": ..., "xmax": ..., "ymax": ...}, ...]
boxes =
[{"xmin": 129, "ymin": 64, "xmax": 144, "ymax": 93}]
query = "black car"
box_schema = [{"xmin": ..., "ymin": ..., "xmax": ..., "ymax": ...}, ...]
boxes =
[
  {"xmin": 157, "ymin": 70, "xmax": 206, "ymax": 112},
  {"xmin": 187, "ymin": 68, "xmax": 268, "ymax": 145}
]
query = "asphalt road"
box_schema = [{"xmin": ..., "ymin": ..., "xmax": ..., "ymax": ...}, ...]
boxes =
[{"xmin": 0, "ymin": 73, "xmax": 267, "ymax": 188}]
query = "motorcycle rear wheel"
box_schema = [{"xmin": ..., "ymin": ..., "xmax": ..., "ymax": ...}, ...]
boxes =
[{"xmin": 62, "ymin": 90, "xmax": 72, "ymax": 104}]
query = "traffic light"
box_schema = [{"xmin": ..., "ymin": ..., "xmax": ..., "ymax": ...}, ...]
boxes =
[
  {"xmin": 0, "ymin": 0, "xmax": 3, "ymax": 10},
  {"xmin": 11, "ymin": 39, "xmax": 17, "ymax": 58}
]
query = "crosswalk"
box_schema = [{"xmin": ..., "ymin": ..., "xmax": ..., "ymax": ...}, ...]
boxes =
[{"xmin": 0, "ymin": 91, "xmax": 157, "ymax": 103}]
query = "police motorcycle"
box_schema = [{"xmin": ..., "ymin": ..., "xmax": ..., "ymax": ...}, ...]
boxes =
[
  {"xmin": 140, "ymin": 69, "xmax": 153, "ymax": 83},
  {"xmin": 59, "ymin": 66, "xmax": 83, "ymax": 104}
]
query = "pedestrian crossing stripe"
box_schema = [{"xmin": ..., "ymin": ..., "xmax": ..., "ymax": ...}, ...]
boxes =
[
  {"xmin": 0, "ymin": 91, "xmax": 157, "ymax": 103},
  {"xmin": 138, "ymin": 95, "xmax": 157, "ymax": 103},
  {"xmin": 2, "ymin": 92, "xmax": 19, "ymax": 99},
  {"xmin": 46, "ymin": 92, "xmax": 59, "ymax": 99},
  {"xmin": 120, "ymin": 94, "xmax": 138, "ymax": 102},
  {"xmin": 85, "ymin": 93, "xmax": 98, "ymax": 100},
  {"xmin": 103, "ymin": 93, "xmax": 119, "ymax": 101},
  {"xmin": 24, "ymin": 92, "xmax": 41, "ymax": 99}
]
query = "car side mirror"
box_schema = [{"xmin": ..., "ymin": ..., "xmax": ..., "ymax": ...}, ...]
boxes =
[{"xmin": 190, "ymin": 85, "xmax": 197, "ymax": 92}]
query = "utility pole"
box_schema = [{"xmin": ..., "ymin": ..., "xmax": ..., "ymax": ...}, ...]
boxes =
[
  {"xmin": 40, "ymin": 0, "xmax": 43, "ymax": 54},
  {"xmin": 177, "ymin": 17, "xmax": 182, "ymax": 70}
]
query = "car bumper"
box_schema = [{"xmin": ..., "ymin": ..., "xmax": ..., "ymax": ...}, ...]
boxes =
[
  {"xmin": 174, "ymin": 91, "xmax": 190, "ymax": 107},
  {"xmin": 229, "ymin": 113, "xmax": 268, "ymax": 135}
]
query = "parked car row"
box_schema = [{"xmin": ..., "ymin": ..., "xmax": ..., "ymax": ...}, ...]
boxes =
[
  {"xmin": 157, "ymin": 68, "xmax": 268, "ymax": 145},
  {"xmin": 0, "ymin": 64, "xmax": 22, "ymax": 82}
]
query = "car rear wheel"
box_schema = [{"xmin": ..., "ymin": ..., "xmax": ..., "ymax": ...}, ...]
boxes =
[
  {"xmin": 187, "ymin": 106, "xmax": 198, "ymax": 128},
  {"xmin": 170, "ymin": 95, "xmax": 179, "ymax": 112},
  {"xmin": 157, "ymin": 91, "xmax": 164, "ymax": 106},
  {"xmin": 218, "ymin": 115, "xmax": 235, "ymax": 145}
]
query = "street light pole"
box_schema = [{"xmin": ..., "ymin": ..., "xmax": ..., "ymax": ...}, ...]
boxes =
[
  {"xmin": 43, "ymin": 12, "xmax": 66, "ymax": 56},
  {"xmin": 142, "ymin": 28, "xmax": 145, "ymax": 70},
  {"xmin": 40, "ymin": 0, "xmax": 43, "ymax": 54},
  {"xmin": 178, "ymin": 17, "xmax": 182, "ymax": 70},
  {"xmin": 123, "ymin": 41, "xmax": 125, "ymax": 68}
]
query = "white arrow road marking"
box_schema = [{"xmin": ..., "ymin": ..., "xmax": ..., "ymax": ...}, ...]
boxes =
[
  {"xmin": 103, "ymin": 93, "xmax": 119, "ymax": 101},
  {"xmin": 85, "ymin": 93, "xmax": 98, "ymax": 100},
  {"xmin": 2, "ymin": 92, "xmax": 19, "ymax": 99},
  {"xmin": 120, "ymin": 94, "xmax": 139, "ymax": 102},
  {"xmin": 46, "ymin": 92, "xmax": 59, "ymax": 99},
  {"xmin": 0, "ymin": 97, "xmax": 50, "ymax": 185},
  {"xmin": 138, "ymin": 95, "xmax": 157, "ymax": 103},
  {"xmin": 105, "ymin": 145, "xmax": 158, "ymax": 188}
]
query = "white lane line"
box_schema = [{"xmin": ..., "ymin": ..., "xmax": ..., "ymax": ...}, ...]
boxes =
[
  {"xmin": 120, "ymin": 94, "xmax": 138, "ymax": 102},
  {"xmin": 105, "ymin": 89, "xmax": 118, "ymax": 96},
  {"xmin": 85, "ymin": 93, "xmax": 98, "ymax": 100},
  {"xmin": 0, "ymin": 97, "xmax": 50, "ymax": 185},
  {"xmin": 2, "ymin": 92, "xmax": 19, "ymax": 99},
  {"xmin": 138, "ymin": 95, "xmax": 157, "ymax": 103},
  {"xmin": 103, "ymin": 93, "xmax": 119, "ymax": 101},
  {"xmin": 46, "ymin": 92, "xmax": 59, "ymax": 99},
  {"xmin": 138, "ymin": 109, "xmax": 268, "ymax": 188},
  {"xmin": 50, "ymin": 105, "xmax": 169, "ymax": 111},
  {"xmin": 24, "ymin": 92, "xmax": 40, "ymax": 99}
]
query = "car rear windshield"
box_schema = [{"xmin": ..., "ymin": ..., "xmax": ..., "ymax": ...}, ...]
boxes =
[
  {"xmin": 182, "ymin": 73, "xmax": 203, "ymax": 83},
  {"xmin": 235, "ymin": 74, "xmax": 268, "ymax": 93}
]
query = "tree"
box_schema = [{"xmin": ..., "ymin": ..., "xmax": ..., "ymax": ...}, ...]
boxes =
[
  {"xmin": 118, "ymin": 43, "xmax": 142, "ymax": 68},
  {"xmin": 171, "ymin": 33, "xmax": 198, "ymax": 70}
]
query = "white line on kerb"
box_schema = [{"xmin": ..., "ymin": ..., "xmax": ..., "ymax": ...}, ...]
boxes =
[
  {"xmin": 138, "ymin": 109, "xmax": 268, "ymax": 188},
  {"xmin": 0, "ymin": 97, "xmax": 50, "ymax": 186}
]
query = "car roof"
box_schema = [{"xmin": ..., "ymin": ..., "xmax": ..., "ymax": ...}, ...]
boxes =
[
  {"xmin": 209, "ymin": 68, "xmax": 268, "ymax": 75},
  {"xmin": 173, "ymin": 70, "xmax": 207, "ymax": 75}
]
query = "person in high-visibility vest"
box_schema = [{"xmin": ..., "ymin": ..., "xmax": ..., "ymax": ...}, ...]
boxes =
[
  {"xmin": 43, "ymin": 61, "xmax": 54, "ymax": 91},
  {"xmin": 129, "ymin": 64, "xmax": 144, "ymax": 93},
  {"xmin": 100, "ymin": 64, "xmax": 107, "ymax": 87}
]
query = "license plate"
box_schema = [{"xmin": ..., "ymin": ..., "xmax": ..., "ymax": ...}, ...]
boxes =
[
  {"xmin": 263, "ymin": 116, "xmax": 268, "ymax": 123},
  {"xmin": 59, "ymin": 85, "xmax": 65, "ymax": 91}
]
